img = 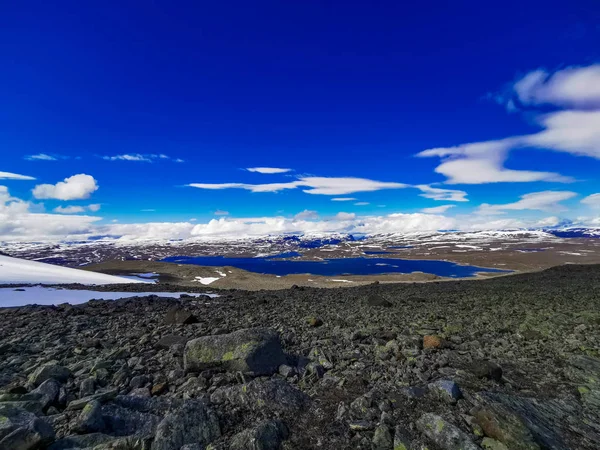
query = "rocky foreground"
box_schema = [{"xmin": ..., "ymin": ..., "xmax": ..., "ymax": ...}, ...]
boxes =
[{"xmin": 1, "ymin": 265, "xmax": 600, "ymax": 449}]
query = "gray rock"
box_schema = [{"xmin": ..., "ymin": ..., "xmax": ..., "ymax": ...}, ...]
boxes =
[
  {"xmin": 28, "ymin": 363, "xmax": 71, "ymax": 386},
  {"xmin": 416, "ymin": 413, "xmax": 479, "ymax": 450},
  {"xmin": 393, "ymin": 426, "xmax": 412, "ymax": 450},
  {"xmin": 156, "ymin": 334, "xmax": 188, "ymax": 349},
  {"xmin": 0, "ymin": 417, "xmax": 55, "ymax": 450},
  {"xmin": 0, "ymin": 405, "xmax": 37, "ymax": 441},
  {"xmin": 230, "ymin": 420, "xmax": 289, "ymax": 450},
  {"xmin": 372, "ymin": 424, "xmax": 393, "ymax": 450},
  {"xmin": 66, "ymin": 389, "xmax": 118, "ymax": 411},
  {"xmin": 211, "ymin": 378, "xmax": 310, "ymax": 415},
  {"xmin": 79, "ymin": 377, "xmax": 96, "ymax": 398},
  {"xmin": 73, "ymin": 400, "xmax": 105, "ymax": 434},
  {"xmin": 151, "ymin": 399, "xmax": 220, "ymax": 450},
  {"xmin": 130, "ymin": 375, "xmax": 150, "ymax": 389},
  {"xmin": 367, "ymin": 294, "xmax": 392, "ymax": 307},
  {"xmin": 184, "ymin": 328, "xmax": 286, "ymax": 375},
  {"xmin": 48, "ymin": 433, "xmax": 116, "ymax": 450},
  {"xmin": 31, "ymin": 378, "xmax": 60, "ymax": 411},
  {"xmin": 428, "ymin": 379, "xmax": 463, "ymax": 404}
]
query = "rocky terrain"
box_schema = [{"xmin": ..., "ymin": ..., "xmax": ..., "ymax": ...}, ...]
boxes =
[{"xmin": 1, "ymin": 264, "xmax": 600, "ymax": 449}]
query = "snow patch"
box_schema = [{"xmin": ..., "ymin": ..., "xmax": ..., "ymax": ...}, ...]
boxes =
[{"xmin": 194, "ymin": 276, "xmax": 221, "ymax": 285}]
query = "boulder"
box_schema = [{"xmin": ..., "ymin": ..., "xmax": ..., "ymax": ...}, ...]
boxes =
[
  {"xmin": 367, "ymin": 294, "xmax": 392, "ymax": 307},
  {"xmin": 416, "ymin": 413, "xmax": 479, "ymax": 450},
  {"xmin": 372, "ymin": 424, "xmax": 393, "ymax": 450},
  {"xmin": 0, "ymin": 417, "xmax": 55, "ymax": 450},
  {"xmin": 151, "ymin": 399, "xmax": 220, "ymax": 450},
  {"xmin": 164, "ymin": 308, "xmax": 198, "ymax": 325},
  {"xmin": 156, "ymin": 334, "xmax": 188, "ymax": 349},
  {"xmin": 472, "ymin": 402, "xmax": 540, "ymax": 450},
  {"xmin": 470, "ymin": 360, "xmax": 503, "ymax": 381},
  {"xmin": 230, "ymin": 420, "xmax": 289, "ymax": 450},
  {"xmin": 73, "ymin": 400, "xmax": 105, "ymax": 434},
  {"xmin": 31, "ymin": 379, "xmax": 60, "ymax": 411},
  {"xmin": 184, "ymin": 328, "xmax": 286, "ymax": 375},
  {"xmin": 28, "ymin": 363, "xmax": 71, "ymax": 386},
  {"xmin": 428, "ymin": 379, "xmax": 463, "ymax": 404}
]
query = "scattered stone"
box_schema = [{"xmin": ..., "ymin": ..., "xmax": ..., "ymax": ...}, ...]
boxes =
[
  {"xmin": 349, "ymin": 420, "xmax": 373, "ymax": 431},
  {"xmin": 184, "ymin": 328, "xmax": 286, "ymax": 375},
  {"xmin": 31, "ymin": 379, "xmax": 60, "ymax": 411},
  {"xmin": 151, "ymin": 383, "xmax": 168, "ymax": 396},
  {"xmin": 79, "ymin": 378, "xmax": 95, "ymax": 398},
  {"xmin": 66, "ymin": 389, "xmax": 118, "ymax": 411},
  {"xmin": 416, "ymin": 413, "xmax": 479, "ymax": 450},
  {"xmin": 278, "ymin": 364, "xmax": 297, "ymax": 378},
  {"xmin": 156, "ymin": 334, "xmax": 189, "ymax": 349},
  {"xmin": 306, "ymin": 317, "xmax": 323, "ymax": 327},
  {"xmin": 393, "ymin": 426, "xmax": 412, "ymax": 450},
  {"xmin": 423, "ymin": 335, "xmax": 443, "ymax": 349}
]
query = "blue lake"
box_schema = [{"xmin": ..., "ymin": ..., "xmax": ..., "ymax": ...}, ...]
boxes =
[{"xmin": 161, "ymin": 256, "xmax": 510, "ymax": 278}]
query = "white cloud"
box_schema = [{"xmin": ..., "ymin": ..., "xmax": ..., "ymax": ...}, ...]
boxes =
[
  {"xmin": 331, "ymin": 197, "xmax": 357, "ymax": 201},
  {"xmin": 416, "ymin": 185, "xmax": 468, "ymax": 201},
  {"xmin": 294, "ymin": 210, "xmax": 319, "ymax": 220},
  {"xmin": 246, "ymin": 167, "xmax": 292, "ymax": 174},
  {"xmin": 355, "ymin": 202, "xmax": 370, "ymax": 206},
  {"xmin": 33, "ymin": 174, "xmax": 99, "ymax": 200},
  {"xmin": 189, "ymin": 176, "xmax": 408, "ymax": 196},
  {"xmin": 0, "ymin": 185, "xmax": 101, "ymax": 241},
  {"xmin": 478, "ymin": 191, "xmax": 577, "ymax": 215},
  {"xmin": 418, "ymin": 65, "xmax": 600, "ymax": 184},
  {"xmin": 513, "ymin": 65, "xmax": 600, "ymax": 108},
  {"xmin": 0, "ymin": 171, "xmax": 35, "ymax": 180},
  {"xmin": 25, "ymin": 154, "xmax": 57, "ymax": 161},
  {"xmin": 421, "ymin": 205, "xmax": 455, "ymax": 214},
  {"xmin": 581, "ymin": 193, "xmax": 600, "ymax": 208},
  {"xmin": 214, "ymin": 210, "xmax": 229, "ymax": 216},
  {"xmin": 102, "ymin": 154, "xmax": 182, "ymax": 162},
  {"xmin": 334, "ymin": 212, "xmax": 356, "ymax": 220},
  {"xmin": 54, "ymin": 204, "xmax": 101, "ymax": 214}
]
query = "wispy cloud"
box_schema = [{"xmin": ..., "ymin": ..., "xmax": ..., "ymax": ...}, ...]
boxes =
[
  {"xmin": 416, "ymin": 185, "xmax": 468, "ymax": 202},
  {"xmin": 246, "ymin": 167, "xmax": 292, "ymax": 174},
  {"xmin": 25, "ymin": 153, "xmax": 59, "ymax": 161},
  {"xmin": 33, "ymin": 174, "xmax": 99, "ymax": 200},
  {"xmin": 54, "ymin": 204, "xmax": 101, "ymax": 214},
  {"xmin": 214, "ymin": 210, "xmax": 229, "ymax": 216},
  {"xmin": 581, "ymin": 193, "xmax": 600, "ymax": 208},
  {"xmin": 418, "ymin": 64, "xmax": 600, "ymax": 184},
  {"xmin": 102, "ymin": 154, "xmax": 182, "ymax": 162},
  {"xmin": 294, "ymin": 210, "xmax": 318, "ymax": 220},
  {"xmin": 421, "ymin": 204, "xmax": 455, "ymax": 214},
  {"xmin": 189, "ymin": 176, "xmax": 408, "ymax": 196},
  {"xmin": 354, "ymin": 202, "xmax": 370, "ymax": 206},
  {"xmin": 331, "ymin": 197, "xmax": 357, "ymax": 201},
  {"xmin": 0, "ymin": 171, "xmax": 35, "ymax": 181},
  {"xmin": 477, "ymin": 191, "xmax": 577, "ymax": 215}
]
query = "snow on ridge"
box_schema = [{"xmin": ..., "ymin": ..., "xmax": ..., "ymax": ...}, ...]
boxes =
[{"xmin": 0, "ymin": 255, "xmax": 146, "ymax": 285}]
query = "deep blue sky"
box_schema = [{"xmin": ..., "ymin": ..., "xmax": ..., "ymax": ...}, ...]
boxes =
[{"xmin": 1, "ymin": 0, "xmax": 599, "ymax": 227}]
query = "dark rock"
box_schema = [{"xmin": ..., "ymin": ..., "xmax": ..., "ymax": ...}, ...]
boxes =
[
  {"xmin": 66, "ymin": 389, "xmax": 118, "ymax": 411},
  {"xmin": 28, "ymin": 363, "xmax": 71, "ymax": 386},
  {"xmin": 367, "ymin": 294, "xmax": 392, "ymax": 307},
  {"xmin": 428, "ymin": 379, "xmax": 463, "ymax": 404},
  {"xmin": 372, "ymin": 424, "xmax": 393, "ymax": 450},
  {"xmin": 73, "ymin": 400, "xmax": 105, "ymax": 434},
  {"xmin": 470, "ymin": 360, "xmax": 503, "ymax": 381},
  {"xmin": 79, "ymin": 378, "xmax": 96, "ymax": 398},
  {"xmin": 230, "ymin": 420, "xmax": 289, "ymax": 450},
  {"xmin": 156, "ymin": 334, "xmax": 189, "ymax": 349},
  {"xmin": 31, "ymin": 379, "xmax": 60, "ymax": 411},
  {"xmin": 151, "ymin": 399, "xmax": 220, "ymax": 450},
  {"xmin": 211, "ymin": 378, "xmax": 310, "ymax": 415},
  {"xmin": 184, "ymin": 328, "xmax": 286, "ymax": 375},
  {"xmin": 164, "ymin": 308, "xmax": 198, "ymax": 325},
  {"xmin": 473, "ymin": 401, "xmax": 540, "ymax": 450},
  {"xmin": 0, "ymin": 417, "xmax": 55, "ymax": 450}
]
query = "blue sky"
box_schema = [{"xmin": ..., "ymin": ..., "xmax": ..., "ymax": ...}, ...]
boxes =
[{"xmin": 1, "ymin": 1, "xmax": 600, "ymax": 240}]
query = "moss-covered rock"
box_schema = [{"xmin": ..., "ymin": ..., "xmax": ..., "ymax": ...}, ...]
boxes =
[{"xmin": 184, "ymin": 328, "xmax": 286, "ymax": 375}]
